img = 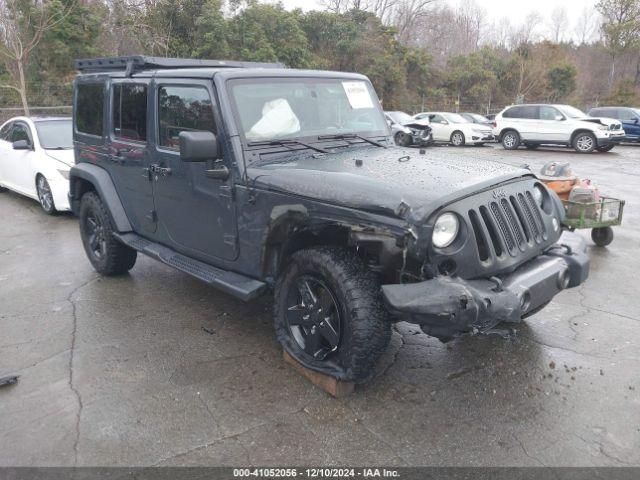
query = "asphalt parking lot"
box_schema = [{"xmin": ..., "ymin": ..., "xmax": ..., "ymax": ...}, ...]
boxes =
[{"xmin": 1, "ymin": 144, "xmax": 639, "ymax": 467}]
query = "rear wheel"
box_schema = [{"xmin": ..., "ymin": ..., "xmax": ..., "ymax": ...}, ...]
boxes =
[
  {"xmin": 573, "ymin": 132, "xmax": 596, "ymax": 153},
  {"xmin": 274, "ymin": 247, "xmax": 391, "ymax": 382},
  {"xmin": 502, "ymin": 130, "xmax": 520, "ymax": 150},
  {"xmin": 450, "ymin": 131, "xmax": 465, "ymax": 146},
  {"xmin": 597, "ymin": 145, "xmax": 615, "ymax": 152},
  {"xmin": 79, "ymin": 191, "xmax": 137, "ymax": 275},
  {"xmin": 36, "ymin": 175, "xmax": 57, "ymax": 215},
  {"xmin": 592, "ymin": 227, "xmax": 614, "ymax": 247}
]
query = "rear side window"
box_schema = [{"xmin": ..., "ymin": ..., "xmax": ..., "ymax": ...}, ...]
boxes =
[
  {"xmin": 76, "ymin": 83, "xmax": 104, "ymax": 136},
  {"xmin": 113, "ymin": 83, "xmax": 147, "ymax": 142},
  {"xmin": 503, "ymin": 106, "xmax": 538, "ymax": 119},
  {"xmin": 618, "ymin": 109, "xmax": 637, "ymax": 121},
  {"xmin": 158, "ymin": 86, "xmax": 215, "ymax": 150},
  {"xmin": 503, "ymin": 107, "xmax": 521, "ymax": 118}
]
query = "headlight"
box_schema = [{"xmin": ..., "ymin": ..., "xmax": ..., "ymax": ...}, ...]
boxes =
[
  {"xmin": 57, "ymin": 168, "xmax": 70, "ymax": 180},
  {"xmin": 432, "ymin": 213, "xmax": 459, "ymax": 248},
  {"xmin": 532, "ymin": 185, "xmax": 545, "ymax": 206}
]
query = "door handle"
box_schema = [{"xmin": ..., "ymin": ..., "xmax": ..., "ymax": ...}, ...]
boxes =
[{"xmin": 205, "ymin": 166, "xmax": 229, "ymax": 180}]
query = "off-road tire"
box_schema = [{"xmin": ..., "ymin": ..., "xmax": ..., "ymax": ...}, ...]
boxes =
[
  {"xmin": 36, "ymin": 174, "xmax": 57, "ymax": 215},
  {"xmin": 592, "ymin": 227, "xmax": 614, "ymax": 247},
  {"xmin": 597, "ymin": 145, "xmax": 615, "ymax": 153},
  {"xmin": 394, "ymin": 131, "xmax": 412, "ymax": 147},
  {"xmin": 274, "ymin": 247, "xmax": 391, "ymax": 382},
  {"xmin": 502, "ymin": 130, "xmax": 520, "ymax": 150},
  {"xmin": 79, "ymin": 191, "xmax": 137, "ymax": 275},
  {"xmin": 573, "ymin": 132, "xmax": 596, "ymax": 154},
  {"xmin": 450, "ymin": 130, "xmax": 465, "ymax": 146}
]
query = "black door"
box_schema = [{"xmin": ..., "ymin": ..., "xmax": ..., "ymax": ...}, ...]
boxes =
[
  {"xmin": 151, "ymin": 79, "xmax": 238, "ymax": 262},
  {"xmin": 108, "ymin": 79, "xmax": 156, "ymax": 233}
]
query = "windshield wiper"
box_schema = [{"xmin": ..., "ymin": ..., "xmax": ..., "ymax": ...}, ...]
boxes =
[
  {"xmin": 247, "ymin": 139, "xmax": 329, "ymax": 154},
  {"xmin": 317, "ymin": 133, "xmax": 385, "ymax": 148}
]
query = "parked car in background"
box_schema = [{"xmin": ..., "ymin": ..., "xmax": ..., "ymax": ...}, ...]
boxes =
[
  {"xmin": 0, "ymin": 117, "xmax": 73, "ymax": 214},
  {"xmin": 493, "ymin": 104, "xmax": 626, "ymax": 153},
  {"xmin": 413, "ymin": 111, "xmax": 494, "ymax": 146},
  {"xmin": 385, "ymin": 111, "xmax": 432, "ymax": 147},
  {"xmin": 587, "ymin": 106, "xmax": 640, "ymax": 143},
  {"xmin": 461, "ymin": 112, "xmax": 493, "ymax": 127}
]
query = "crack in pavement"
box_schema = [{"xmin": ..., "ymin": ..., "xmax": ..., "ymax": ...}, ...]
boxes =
[
  {"xmin": 340, "ymin": 402, "xmax": 411, "ymax": 466},
  {"xmin": 66, "ymin": 276, "xmax": 98, "ymax": 466},
  {"xmin": 151, "ymin": 422, "xmax": 270, "ymax": 466},
  {"xmin": 512, "ymin": 433, "xmax": 547, "ymax": 467},
  {"xmin": 571, "ymin": 432, "xmax": 636, "ymax": 466}
]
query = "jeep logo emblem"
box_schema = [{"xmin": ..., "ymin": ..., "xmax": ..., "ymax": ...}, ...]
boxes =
[{"xmin": 492, "ymin": 189, "xmax": 507, "ymax": 199}]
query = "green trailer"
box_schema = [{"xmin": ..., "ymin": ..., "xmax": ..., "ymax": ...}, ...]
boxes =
[{"xmin": 562, "ymin": 196, "xmax": 625, "ymax": 247}]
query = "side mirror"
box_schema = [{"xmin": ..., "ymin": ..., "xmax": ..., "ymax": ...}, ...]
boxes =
[
  {"xmin": 12, "ymin": 139, "xmax": 31, "ymax": 150},
  {"xmin": 442, "ymin": 120, "xmax": 449, "ymax": 125},
  {"xmin": 555, "ymin": 115, "xmax": 566, "ymax": 121},
  {"xmin": 179, "ymin": 131, "xmax": 220, "ymax": 162},
  {"xmin": 634, "ymin": 118, "xmax": 639, "ymax": 124}
]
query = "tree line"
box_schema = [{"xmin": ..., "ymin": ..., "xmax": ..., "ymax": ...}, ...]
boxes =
[{"xmin": 0, "ymin": 0, "xmax": 639, "ymax": 116}]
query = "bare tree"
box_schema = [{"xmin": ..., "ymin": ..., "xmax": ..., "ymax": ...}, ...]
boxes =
[
  {"xmin": 548, "ymin": 6, "xmax": 568, "ymax": 43},
  {"xmin": 0, "ymin": 0, "xmax": 77, "ymax": 115},
  {"xmin": 574, "ymin": 6, "xmax": 601, "ymax": 45},
  {"xmin": 392, "ymin": 0, "xmax": 437, "ymax": 44}
]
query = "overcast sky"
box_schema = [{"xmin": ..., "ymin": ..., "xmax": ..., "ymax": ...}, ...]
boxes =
[{"xmin": 267, "ymin": 0, "xmax": 601, "ymax": 38}]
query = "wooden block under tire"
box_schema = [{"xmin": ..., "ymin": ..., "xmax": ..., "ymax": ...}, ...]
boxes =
[{"xmin": 283, "ymin": 350, "xmax": 355, "ymax": 398}]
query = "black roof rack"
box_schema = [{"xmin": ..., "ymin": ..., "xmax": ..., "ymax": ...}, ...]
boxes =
[{"xmin": 74, "ymin": 56, "xmax": 285, "ymax": 76}]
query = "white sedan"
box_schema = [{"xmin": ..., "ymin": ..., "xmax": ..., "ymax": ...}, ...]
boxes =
[
  {"xmin": 413, "ymin": 112, "xmax": 495, "ymax": 146},
  {"xmin": 0, "ymin": 116, "xmax": 74, "ymax": 214}
]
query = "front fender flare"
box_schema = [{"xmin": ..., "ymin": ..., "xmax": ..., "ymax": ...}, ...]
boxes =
[{"xmin": 69, "ymin": 163, "xmax": 132, "ymax": 232}]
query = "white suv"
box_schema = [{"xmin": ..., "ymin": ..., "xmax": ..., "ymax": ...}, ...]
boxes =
[{"xmin": 493, "ymin": 104, "xmax": 626, "ymax": 153}]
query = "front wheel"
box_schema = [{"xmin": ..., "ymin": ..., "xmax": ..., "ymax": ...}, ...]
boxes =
[
  {"xmin": 394, "ymin": 132, "xmax": 412, "ymax": 147},
  {"xmin": 79, "ymin": 191, "xmax": 137, "ymax": 275},
  {"xmin": 502, "ymin": 131, "xmax": 520, "ymax": 150},
  {"xmin": 274, "ymin": 247, "xmax": 391, "ymax": 382},
  {"xmin": 597, "ymin": 145, "xmax": 615, "ymax": 152},
  {"xmin": 36, "ymin": 175, "xmax": 57, "ymax": 215},
  {"xmin": 450, "ymin": 131, "xmax": 465, "ymax": 146},
  {"xmin": 573, "ymin": 132, "xmax": 596, "ymax": 153},
  {"xmin": 592, "ymin": 227, "xmax": 614, "ymax": 247}
]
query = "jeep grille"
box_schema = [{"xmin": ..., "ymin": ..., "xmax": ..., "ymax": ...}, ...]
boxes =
[{"xmin": 469, "ymin": 189, "xmax": 548, "ymax": 260}]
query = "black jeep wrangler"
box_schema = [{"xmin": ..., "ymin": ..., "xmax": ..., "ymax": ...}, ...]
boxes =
[{"xmin": 69, "ymin": 56, "xmax": 589, "ymax": 382}]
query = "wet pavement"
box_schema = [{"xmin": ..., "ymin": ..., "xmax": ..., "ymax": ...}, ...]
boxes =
[{"xmin": 1, "ymin": 144, "xmax": 639, "ymax": 466}]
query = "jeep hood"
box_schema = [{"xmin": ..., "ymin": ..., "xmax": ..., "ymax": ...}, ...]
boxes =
[{"xmin": 247, "ymin": 146, "xmax": 532, "ymax": 222}]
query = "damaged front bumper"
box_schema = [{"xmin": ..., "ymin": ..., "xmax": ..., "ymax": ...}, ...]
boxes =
[{"xmin": 381, "ymin": 231, "xmax": 590, "ymax": 340}]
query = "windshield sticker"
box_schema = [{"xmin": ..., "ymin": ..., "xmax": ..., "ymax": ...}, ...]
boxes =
[{"xmin": 342, "ymin": 81, "xmax": 374, "ymax": 109}]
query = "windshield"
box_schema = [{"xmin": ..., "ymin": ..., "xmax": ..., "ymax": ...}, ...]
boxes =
[
  {"xmin": 558, "ymin": 105, "xmax": 587, "ymax": 119},
  {"xmin": 35, "ymin": 120, "xmax": 72, "ymax": 149},
  {"xmin": 469, "ymin": 113, "xmax": 489, "ymax": 123},
  {"xmin": 229, "ymin": 78, "xmax": 388, "ymax": 143},
  {"xmin": 443, "ymin": 113, "xmax": 470, "ymax": 124},
  {"xmin": 387, "ymin": 111, "xmax": 414, "ymax": 124}
]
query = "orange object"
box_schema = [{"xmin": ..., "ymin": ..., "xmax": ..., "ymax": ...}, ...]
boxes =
[{"xmin": 542, "ymin": 178, "xmax": 580, "ymax": 200}]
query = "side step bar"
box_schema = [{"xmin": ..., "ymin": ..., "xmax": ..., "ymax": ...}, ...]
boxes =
[{"xmin": 114, "ymin": 232, "xmax": 268, "ymax": 301}]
